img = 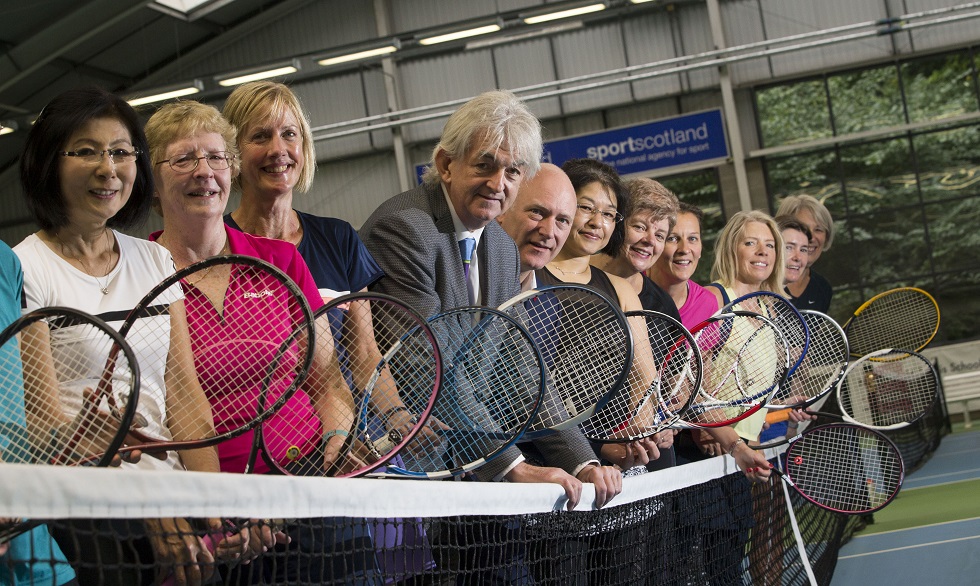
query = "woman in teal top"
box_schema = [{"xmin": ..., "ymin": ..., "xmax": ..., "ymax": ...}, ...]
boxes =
[{"xmin": 0, "ymin": 240, "xmax": 77, "ymax": 586}]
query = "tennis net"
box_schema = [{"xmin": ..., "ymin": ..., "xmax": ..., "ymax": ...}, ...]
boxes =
[{"xmin": 1, "ymin": 408, "xmax": 947, "ymax": 585}]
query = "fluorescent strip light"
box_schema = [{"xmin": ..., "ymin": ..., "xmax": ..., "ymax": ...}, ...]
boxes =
[
  {"xmin": 0, "ymin": 125, "xmax": 14, "ymax": 136},
  {"xmin": 629, "ymin": 0, "xmax": 657, "ymax": 4},
  {"xmin": 127, "ymin": 85, "xmax": 202, "ymax": 107},
  {"xmin": 419, "ymin": 24, "xmax": 501, "ymax": 46},
  {"xmin": 523, "ymin": 3, "xmax": 605, "ymax": 24},
  {"xmin": 318, "ymin": 45, "xmax": 398, "ymax": 67},
  {"xmin": 218, "ymin": 65, "xmax": 298, "ymax": 87},
  {"xmin": 465, "ymin": 21, "xmax": 584, "ymax": 50}
]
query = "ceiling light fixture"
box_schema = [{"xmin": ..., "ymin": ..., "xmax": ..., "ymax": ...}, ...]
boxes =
[
  {"xmin": 317, "ymin": 43, "xmax": 399, "ymax": 67},
  {"xmin": 0, "ymin": 121, "xmax": 16, "ymax": 136},
  {"xmin": 127, "ymin": 80, "xmax": 204, "ymax": 106},
  {"xmin": 419, "ymin": 24, "xmax": 502, "ymax": 46},
  {"xmin": 217, "ymin": 60, "xmax": 300, "ymax": 87},
  {"xmin": 523, "ymin": 3, "xmax": 606, "ymax": 25}
]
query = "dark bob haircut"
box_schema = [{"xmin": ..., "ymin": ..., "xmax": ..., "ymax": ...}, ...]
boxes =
[
  {"xmin": 560, "ymin": 157, "xmax": 627, "ymax": 257},
  {"xmin": 20, "ymin": 86, "xmax": 153, "ymax": 232}
]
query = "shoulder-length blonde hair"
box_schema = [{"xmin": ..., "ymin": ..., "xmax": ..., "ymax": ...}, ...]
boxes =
[
  {"xmin": 711, "ymin": 210, "xmax": 785, "ymax": 292},
  {"xmin": 222, "ymin": 81, "xmax": 316, "ymax": 193}
]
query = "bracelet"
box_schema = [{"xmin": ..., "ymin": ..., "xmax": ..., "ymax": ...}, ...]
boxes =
[
  {"xmin": 322, "ymin": 429, "xmax": 349, "ymax": 441},
  {"xmin": 726, "ymin": 438, "xmax": 744, "ymax": 457},
  {"xmin": 381, "ymin": 406, "xmax": 412, "ymax": 426}
]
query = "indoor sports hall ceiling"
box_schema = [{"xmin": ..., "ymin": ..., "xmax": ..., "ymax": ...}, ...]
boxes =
[{"xmin": 0, "ymin": 0, "xmax": 299, "ymax": 172}]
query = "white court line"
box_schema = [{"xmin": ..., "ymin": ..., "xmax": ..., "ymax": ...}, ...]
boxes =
[
  {"xmin": 902, "ymin": 469, "xmax": 980, "ymax": 488},
  {"xmin": 838, "ymin": 534, "xmax": 980, "ymax": 559},
  {"xmin": 850, "ymin": 516, "xmax": 980, "ymax": 538}
]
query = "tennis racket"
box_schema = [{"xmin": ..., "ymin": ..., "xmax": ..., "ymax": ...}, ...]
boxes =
[
  {"xmin": 372, "ymin": 307, "xmax": 545, "ymax": 479},
  {"xmin": 771, "ymin": 422, "xmax": 904, "ymax": 514},
  {"xmin": 0, "ymin": 306, "xmax": 140, "ymax": 544},
  {"xmin": 843, "ymin": 287, "xmax": 939, "ymax": 357},
  {"xmin": 497, "ymin": 285, "xmax": 633, "ymax": 438},
  {"xmin": 766, "ymin": 310, "xmax": 849, "ymax": 410},
  {"xmin": 583, "ymin": 310, "xmax": 701, "ymax": 442},
  {"xmin": 111, "ymin": 255, "xmax": 315, "ymax": 468},
  {"xmin": 721, "ymin": 290, "xmax": 809, "ymax": 380},
  {"xmin": 762, "ymin": 348, "xmax": 938, "ymax": 447},
  {"xmin": 255, "ymin": 292, "xmax": 442, "ymax": 477},
  {"xmin": 676, "ymin": 311, "xmax": 789, "ymax": 428}
]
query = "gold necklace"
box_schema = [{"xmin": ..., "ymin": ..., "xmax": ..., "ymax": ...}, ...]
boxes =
[
  {"xmin": 182, "ymin": 241, "xmax": 229, "ymax": 288},
  {"xmin": 60, "ymin": 228, "xmax": 113, "ymax": 295},
  {"xmin": 551, "ymin": 262, "xmax": 590, "ymax": 276}
]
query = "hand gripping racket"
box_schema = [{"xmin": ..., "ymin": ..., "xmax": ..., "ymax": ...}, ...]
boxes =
[
  {"xmin": 721, "ymin": 290, "xmax": 809, "ymax": 381},
  {"xmin": 762, "ymin": 348, "xmax": 938, "ymax": 448},
  {"xmin": 771, "ymin": 422, "xmax": 905, "ymax": 515},
  {"xmin": 0, "ymin": 306, "xmax": 140, "ymax": 543},
  {"xmin": 256, "ymin": 292, "xmax": 442, "ymax": 477},
  {"xmin": 677, "ymin": 311, "xmax": 790, "ymax": 428},
  {"xmin": 497, "ymin": 285, "xmax": 632, "ymax": 438},
  {"xmin": 583, "ymin": 310, "xmax": 701, "ymax": 442},
  {"xmin": 111, "ymin": 255, "xmax": 315, "ymax": 466},
  {"xmin": 843, "ymin": 287, "xmax": 939, "ymax": 357},
  {"xmin": 372, "ymin": 307, "xmax": 545, "ymax": 479}
]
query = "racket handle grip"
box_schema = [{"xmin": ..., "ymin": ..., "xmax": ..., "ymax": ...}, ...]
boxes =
[{"xmin": 765, "ymin": 410, "xmax": 792, "ymax": 424}]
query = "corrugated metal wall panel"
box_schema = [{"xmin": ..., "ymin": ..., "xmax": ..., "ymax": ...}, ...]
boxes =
[
  {"xmin": 758, "ymin": 0, "xmax": 892, "ymax": 79},
  {"xmin": 552, "ymin": 23, "xmax": 631, "ymax": 114},
  {"xmin": 623, "ymin": 12, "xmax": 684, "ymax": 101},
  {"xmin": 389, "ymin": 0, "xmax": 498, "ymax": 35},
  {"xmin": 397, "ymin": 51, "xmax": 499, "ymax": 144},
  {"xmin": 299, "ymin": 154, "xmax": 401, "ymax": 229},
  {"xmin": 722, "ymin": 0, "xmax": 772, "ymax": 86},
  {"xmin": 297, "ymin": 74, "xmax": 374, "ymax": 159},
  {"xmin": 492, "ymin": 38, "xmax": 563, "ymax": 120},
  {"xmin": 605, "ymin": 98, "xmax": 681, "ymax": 129},
  {"xmin": 903, "ymin": 0, "xmax": 980, "ymax": 52},
  {"xmin": 676, "ymin": 3, "xmax": 720, "ymax": 91}
]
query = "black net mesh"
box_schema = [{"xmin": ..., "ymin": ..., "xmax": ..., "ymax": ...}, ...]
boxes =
[{"xmin": 1, "ymin": 393, "xmax": 948, "ymax": 586}]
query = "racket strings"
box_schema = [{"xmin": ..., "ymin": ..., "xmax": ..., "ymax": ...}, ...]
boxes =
[
  {"xmin": 846, "ymin": 288, "xmax": 939, "ymax": 356},
  {"xmin": 395, "ymin": 309, "xmax": 543, "ymax": 477},
  {"xmin": 278, "ymin": 296, "xmax": 440, "ymax": 477},
  {"xmin": 724, "ymin": 292, "xmax": 808, "ymax": 378},
  {"xmin": 683, "ymin": 313, "xmax": 788, "ymax": 427},
  {"xmin": 583, "ymin": 311, "xmax": 700, "ymax": 441},
  {"xmin": 838, "ymin": 351, "xmax": 938, "ymax": 428},
  {"xmin": 3, "ymin": 311, "xmax": 138, "ymax": 466},
  {"xmin": 501, "ymin": 288, "xmax": 631, "ymax": 433},
  {"xmin": 770, "ymin": 311, "xmax": 849, "ymax": 407},
  {"xmin": 784, "ymin": 424, "xmax": 903, "ymax": 513}
]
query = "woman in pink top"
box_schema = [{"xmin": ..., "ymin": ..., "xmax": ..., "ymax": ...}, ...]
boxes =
[
  {"xmin": 648, "ymin": 202, "xmax": 719, "ymax": 330},
  {"xmin": 145, "ymin": 101, "xmax": 379, "ymax": 584}
]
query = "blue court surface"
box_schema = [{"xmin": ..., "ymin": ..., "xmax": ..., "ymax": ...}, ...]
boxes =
[{"xmin": 833, "ymin": 430, "xmax": 980, "ymax": 584}]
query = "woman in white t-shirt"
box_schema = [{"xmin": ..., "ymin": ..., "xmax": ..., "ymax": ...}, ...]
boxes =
[{"xmin": 15, "ymin": 86, "xmax": 244, "ymax": 585}]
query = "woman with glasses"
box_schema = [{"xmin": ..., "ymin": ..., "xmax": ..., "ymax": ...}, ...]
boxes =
[
  {"xmin": 143, "ymin": 100, "xmax": 380, "ymax": 585},
  {"xmin": 14, "ymin": 87, "xmax": 236, "ymax": 585}
]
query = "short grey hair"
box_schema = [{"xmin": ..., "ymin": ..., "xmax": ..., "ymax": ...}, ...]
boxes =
[
  {"xmin": 421, "ymin": 90, "xmax": 542, "ymax": 186},
  {"xmin": 775, "ymin": 194, "xmax": 835, "ymax": 251}
]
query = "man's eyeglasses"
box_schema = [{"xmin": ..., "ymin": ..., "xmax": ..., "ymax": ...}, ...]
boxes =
[
  {"xmin": 576, "ymin": 203, "xmax": 623, "ymax": 225},
  {"xmin": 155, "ymin": 152, "xmax": 234, "ymax": 174},
  {"xmin": 60, "ymin": 148, "xmax": 140, "ymax": 164}
]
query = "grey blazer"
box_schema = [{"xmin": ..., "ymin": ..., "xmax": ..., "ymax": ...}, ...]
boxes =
[{"xmin": 360, "ymin": 182, "xmax": 599, "ymax": 481}]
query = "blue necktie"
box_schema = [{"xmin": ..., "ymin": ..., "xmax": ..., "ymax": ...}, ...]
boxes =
[
  {"xmin": 458, "ymin": 237, "xmax": 476, "ymax": 303},
  {"xmin": 458, "ymin": 237, "xmax": 476, "ymax": 278}
]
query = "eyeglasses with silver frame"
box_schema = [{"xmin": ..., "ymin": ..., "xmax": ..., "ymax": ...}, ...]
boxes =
[
  {"xmin": 155, "ymin": 152, "xmax": 234, "ymax": 174},
  {"xmin": 59, "ymin": 148, "xmax": 141, "ymax": 164}
]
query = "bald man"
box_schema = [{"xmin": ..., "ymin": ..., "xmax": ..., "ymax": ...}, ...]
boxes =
[{"xmin": 497, "ymin": 163, "xmax": 577, "ymax": 291}]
